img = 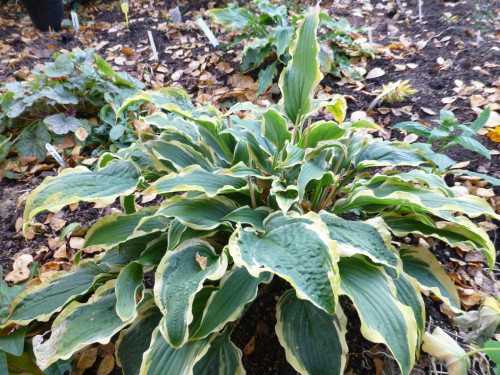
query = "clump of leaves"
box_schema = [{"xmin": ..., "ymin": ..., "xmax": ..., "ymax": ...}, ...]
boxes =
[
  {"xmin": 393, "ymin": 107, "xmax": 500, "ymax": 186},
  {"xmin": 209, "ymin": 0, "xmax": 373, "ymax": 97},
  {"xmin": 0, "ymin": 49, "xmax": 144, "ymax": 162},
  {"xmin": 2, "ymin": 8, "xmax": 498, "ymax": 375},
  {"xmin": 375, "ymin": 79, "xmax": 418, "ymax": 105}
]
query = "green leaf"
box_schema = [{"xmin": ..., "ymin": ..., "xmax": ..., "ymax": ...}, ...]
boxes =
[
  {"xmin": 193, "ymin": 329, "xmax": 245, "ymax": 375},
  {"xmin": 155, "ymin": 240, "xmax": 227, "ymax": 348},
  {"xmin": 298, "ymin": 121, "xmax": 346, "ymax": 149},
  {"xmin": 0, "ymin": 326, "xmax": 28, "ymax": 355},
  {"xmin": 297, "ymin": 159, "xmax": 334, "ymax": 201},
  {"xmin": 0, "ymin": 266, "xmax": 24, "ymax": 319},
  {"xmin": 190, "ymin": 267, "xmax": 272, "ymax": 340},
  {"xmin": 110, "ymin": 124, "xmax": 126, "ymax": 141},
  {"xmin": 44, "ymin": 114, "xmax": 80, "ymax": 135},
  {"xmin": 33, "ymin": 281, "xmax": 137, "ymax": 370},
  {"xmin": 448, "ymin": 169, "xmax": 500, "ymax": 186},
  {"xmin": 355, "ymin": 141, "xmax": 427, "ymax": 169},
  {"xmin": 84, "ymin": 207, "xmax": 167, "ymax": 250},
  {"xmin": 44, "ymin": 54, "xmax": 74, "ymax": 78},
  {"xmin": 256, "ymin": 62, "xmax": 278, "ymax": 98},
  {"xmin": 0, "ymin": 135, "xmax": 12, "ymax": 162},
  {"xmin": 449, "ymin": 134, "xmax": 491, "ymax": 159},
  {"xmin": 393, "ymin": 272, "xmax": 426, "ymax": 341},
  {"xmin": 270, "ymin": 181, "xmax": 298, "ymax": 213},
  {"xmin": 399, "ymin": 245, "xmax": 460, "ymax": 309},
  {"xmin": 339, "ymin": 256, "xmax": 418, "ymax": 375},
  {"xmin": 16, "ymin": 123, "xmax": 51, "ymax": 160},
  {"xmin": 272, "ymin": 26, "xmax": 294, "ymax": 58},
  {"xmin": 392, "ymin": 121, "xmax": 432, "ymax": 138},
  {"xmin": 422, "ymin": 327, "xmax": 469, "ymax": 375},
  {"xmin": 279, "ymin": 6, "xmax": 321, "ymax": 124},
  {"xmin": 156, "ymin": 195, "xmax": 236, "ymax": 230},
  {"xmin": 324, "ymin": 95, "xmax": 347, "ymax": 124},
  {"xmin": 140, "ymin": 327, "xmax": 211, "ymax": 375},
  {"xmin": 470, "ymin": 107, "xmax": 491, "ymax": 133},
  {"xmin": 262, "ymin": 108, "xmax": 291, "ymax": 152},
  {"xmin": 222, "ymin": 206, "xmax": 270, "ymax": 231},
  {"xmin": 484, "ymin": 340, "xmax": 500, "ymax": 364},
  {"xmin": 319, "ymin": 212, "xmax": 399, "ymax": 270},
  {"xmin": 208, "ymin": 6, "xmax": 252, "ymax": 28},
  {"xmin": 228, "ymin": 211, "xmax": 339, "ymax": 314},
  {"xmin": 116, "ymin": 295, "xmax": 163, "ymax": 375},
  {"xmin": 116, "ymin": 262, "xmax": 143, "ymax": 321},
  {"xmin": 24, "ymin": 160, "xmax": 140, "ymax": 232},
  {"xmin": 145, "ymin": 165, "xmax": 248, "ymax": 197},
  {"xmin": 6, "ymin": 261, "xmax": 105, "ymax": 325},
  {"xmin": 93, "ymin": 53, "xmax": 137, "ymax": 88},
  {"xmin": 41, "ymin": 85, "xmax": 78, "ymax": 105},
  {"xmin": 97, "ymin": 234, "xmax": 161, "ymax": 269},
  {"xmin": 276, "ymin": 290, "xmax": 348, "ymax": 375}
]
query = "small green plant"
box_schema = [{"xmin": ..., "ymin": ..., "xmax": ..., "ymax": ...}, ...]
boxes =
[
  {"xmin": 0, "ymin": 49, "xmax": 144, "ymax": 163},
  {"xmin": 1, "ymin": 8, "xmax": 498, "ymax": 374},
  {"xmin": 209, "ymin": 0, "xmax": 373, "ymax": 97},
  {"xmin": 375, "ymin": 79, "xmax": 418, "ymax": 105}
]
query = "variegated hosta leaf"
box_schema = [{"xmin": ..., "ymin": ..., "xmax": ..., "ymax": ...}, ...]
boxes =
[
  {"xmin": 33, "ymin": 280, "xmax": 138, "ymax": 370},
  {"xmin": 354, "ymin": 141, "xmax": 427, "ymax": 169},
  {"xmin": 333, "ymin": 179, "xmax": 498, "ymax": 221},
  {"xmin": 279, "ymin": 6, "xmax": 321, "ymax": 125},
  {"xmin": 23, "ymin": 160, "xmax": 140, "ymax": 232},
  {"xmin": 166, "ymin": 219, "xmax": 221, "ymax": 251},
  {"xmin": 140, "ymin": 327, "xmax": 212, "ymax": 375},
  {"xmin": 297, "ymin": 159, "xmax": 334, "ymax": 201},
  {"xmin": 116, "ymin": 262, "xmax": 143, "ymax": 321},
  {"xmin": 144, "ymin": 112, "xmax": 201, "ymax": 142},
  {"xmin": 190, "ymin": 267, "xmax": 272, "ymax": 340},
  {"xmin": 144, "ymin": 165, "xmax": 248, "ymax": 197},
  {"xmin": 193, "ymin": 329, "xmax": 245, "ymax": 375},
  {"xmin": 228, "ymin": 211, "xmax": 339, "ymax": 314},
  {"xmin": 338, "ymin": 256, "xmax": 418, "ymax": 375},
  {"xmin": 116, "ymin": 294, "xmax": 163, "ymax": 375},
  {"xmin": 399, "ymin": 245, "xmax": 460, "ymax": 310},
  {"xmin": 324, "ymin": 95, "xmax": 348, "ymax": 124},
  {"xmin": 381, "ymin": 212, "xmax": 496, "ymax": 269},
  {"xmin": 154, "ymin": 240, "xmax": 228, "ymax": 348},
  {"xmin": 262, "ymin": 108, "xmax": 291, "ymax": 153},
  {"xmin": 222, "ymin": 206, "xmax": 270, "ymax": 232},
  {"xmin": 393, "ymin": 272, "xmax": 426, "ymax": 342},
  {"xmin": 298, "ymin": 121, "xmax": 346, "ymax": 149},
  {"xmin": 270, "ymin": 181, "xmax": 299, "ymax": 214},
  {"xmin": 84, "ymin": 207, "xmax": 168, "ymax": 250},
  {"xmin": 157, "ymin": 195, "xmax": 237, "ymax": 230},
  {"xmin": 367, "ymin": 170, "xmax": 453, "ymax": 196},
  {"xmin": 319, "ymin": 212, "xmax": 399, "ymax": 271},
  {"xmin": 6, "ymin": 261, "xmax": 106, "ymax": 325},
  {"xmin": 275, "ymin": 290, "xmax": 348, "ymax": 375}
]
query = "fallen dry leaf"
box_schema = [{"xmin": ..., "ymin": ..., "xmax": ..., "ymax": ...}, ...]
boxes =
[
  {"xmin": 84, "ymin": 245, "xmax": 104, "ymax": 254},
  {"xmin": 5, "ymin": 254, "xmax": 33, "ymax": 284},
  {"xmin": 243, "ymin": 336, "xmax": 256, "ymax": 355},
  {"xmin": 39, "ymin": 262, "xmax": 60, "ymax": 282},
  {"xmin": 77, "ymin": 347, "xmax": 99, "ymax": 369},
  {"xmin": 366, "ymin": 67, "xmax": 385, "ymax": 79},
  {"xmin": 70, "ymin": 237, "xmax": 85, "ymax": 250},
  {"xmin": 97, "ymin": 354, "xmax": 115, "ymax": 375},
  {"xmin": 195, "ymin": 252, "xmax": 207, "ymax": 270}
]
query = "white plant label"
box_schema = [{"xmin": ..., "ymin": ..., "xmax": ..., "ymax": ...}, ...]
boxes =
[
  {"xmin": 196, "ymin": 18, "xmax": 219, "ymax": 47},
  {"xmin": 148, "ymin": 30, "xmax": 159, "ymax": 61},
  {"xmin": 368, "ymin": 80, "xmax": 402, "ymax": 110},
  {"xmin": 368, "ymin": 28, "xmax": 373, "ymax": 49},
  {"xmin": 171, "ymin": 6, "xmax": 182, "ymax": 24},
  {"xmin": 71, "ymin": 10, "xmax": 79, "ymax": 32},
  {"xmin": 45, "ymin": 144, "xmax": 67, "ymax": 168},
  {"xmin": 418, "ymin": 0, "xmax": 423, "ymax": 25}
]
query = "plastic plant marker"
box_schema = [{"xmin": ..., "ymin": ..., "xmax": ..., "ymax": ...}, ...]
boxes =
[
  {"xmin": 418, "ymin": 0, "xmax": 422, "ymax": 25},
  {"xmin": 71, "ymin": 11, "xmax": 79, "ymax": 32},
  {"xmin": 121, "ymin": 0, "xmax": 129, "ymax": 28},
  {"xmin": 171, "ymin": 7, "xmax": 182, "ymax": 24},
  {"xmin": 147, "ymin": 31, "xmax": 159, "ymax": 61},
  {"xmin": 196, "ymin": 18, "xmax": 219, "ymax": 47},
  {"xmin": 45, "ymin": 144, "xmax": 67, "ymax": 168},
  {"xmin": 368, "ymin": 28, "xmax": 373, "ymax": 49}
]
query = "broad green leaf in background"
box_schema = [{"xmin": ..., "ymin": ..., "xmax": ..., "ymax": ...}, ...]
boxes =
[
  {"xmin": 339, "ymin": 256, "xmax": 418, "ymax": 375},
  {"xmin": 24, "ymin": 160, "xmax": 141, "ymax": 231},
  {"xmin": 276, "ymin": 290, "xmax": 348, "ymax": 375},
  {"xmin": 139, "ymin": 327, "xmax": 211, "ymax": 375},
  {"xmin": 256, "ymin": 61, "xmax": 278, "ymax": 98},
  {"xmin": 44, "ymin": 54, "xmax": 74, "ymax": 78},
  {"xmin": 228, "ymin": 212, "xmax": 339, "ymax": 314},
  {"xmin": 208, "ymin": 6, "xmax": 253, "ymax": 28},
  {"xmin": 399, "ymin": 245, "xmax": 460, "ymax": 310},
  {"xmin": 33, "ymin": 281, "xmax": 137, "ymax": 369},
  {"xmin": 16, "ymin": 123, "xmax": 51, "ymax": 160},
  {"xmin": 193, "ymin": 329, "xmax": 245, "ymax": 375},
  {"xmin": 154, "ymin": 240, "xmax": 227, "ymax": 348},
  {"xmin": 6, "ymin": 261, "xmax": 105, "ymax": 325},
  {"xmin": 44, "ymin": 114, "xmax": 80, "ymax": 135},
  {"xmin": 279, "ymin": 6, "xmax": 321, "ymax": 124},
  {"xmin": 0, "ymin": 326, "xmax": 28, "ymax": 356}
]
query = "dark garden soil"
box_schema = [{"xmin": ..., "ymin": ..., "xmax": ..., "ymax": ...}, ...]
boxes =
[{"xmin": 0, "ymin": 0, "xmax": 499, "ymax": 373}]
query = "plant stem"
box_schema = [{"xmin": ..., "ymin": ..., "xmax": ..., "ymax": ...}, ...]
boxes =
[
  {"xmin": 303, "ymin": 117, "xmax": 312, "ymax": 149},
  {"xmin": 247, "ymin": 176, "xmax": 257, "ymax": 209},
  {"xmin": 291, "ymin": 109, "xmax": 302, "ymax": 144},
  {"xmin": 460, "ymin": 347, "xmax": 500, "ymax": 359}
]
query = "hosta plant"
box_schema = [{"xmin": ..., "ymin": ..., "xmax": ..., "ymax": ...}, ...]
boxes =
[
  {"xmin": 3, "ymin": 7, "xmax": 499, "ymax": 375},
  {"xmin": 208, "ymin": 0, "xmax": 373, "ymax": 97}
]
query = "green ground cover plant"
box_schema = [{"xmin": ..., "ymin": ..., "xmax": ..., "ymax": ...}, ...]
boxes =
[
  {"xmin": 1, "ymin": 6, "xmax": 498, "ymax": 375},
  {"xmin": 209, "ymin": 0, "xmax": 373, "ymax": 97},
  {"xmin": 0, "ymin": 49, "xmax": 144, "ymax": 163}
]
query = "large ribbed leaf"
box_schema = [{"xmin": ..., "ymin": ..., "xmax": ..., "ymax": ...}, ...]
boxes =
[
  {"xmin": 393, "ymin": 272, "xmax": 426, "ymax": 341},
  {"xmin": 334, "ymin": 179, "xmax": 498, "ymax": 220},
  {"xmin": 6, "ymin": 261, "xmax": 105, "ymax": 325},
  {"xmin": 193, "ymin": 330, "xmax": 245, "ymax": 375},
  {"xmin": 275, "ymin": 290, "xmax": 348, "ymax": 375},
  {"xmin": 144, "ymin": 165, "xmax": 248, "ymax": 197},
  {"xmin": 116, "ymin": 262, "xmax": 143, "ymax": 321},
  {"xmin": 228, "ymin": 211, "xmax": 339, "ymax": 314},
  {"xmin": 399, "ymin": 245, "xmax": 460, "ymax": 310},
  {"xmin": 116, "ymin": 295, "xmax": 163, "ymax": 375},
  {"xmin": 381, "ymin": 212, "xmax": 495, "ymax": 269},
  {"xmin": 157, "ymin": 195, "xmax": 236, "ymax": 230},
  {"xmin": 279, "ymin": 6, "xmax": 321, "ymax": 124},
  {"xmin": 190, "ymin": 267, "xmax": 272, "ymax": 340},
  {"xmin": 154, "ymin": 240, "xmax": 227, "ymax": 348},
  {"xmin": 84, "ymin": 207, "xmax": 168, "ymax": 250},
  {"xmin": 23, "ymin": 160, "xmax": 140, "ymax": 231},
  {"xmin": 33, "ymin": 281, "xmax": 137, "ymax": 369},
  {"xmin": 319, "ymin": 212, "xmax": 399, "ymax": 271},
  {"xmin": 339, "ymin": 256, "xmax": 418, "ymax": 375},
  {"xmin": 140, "ymin": 327, "xmax": 211, "ymax": 375},
  {"xmin": 355, "ymin": 142, "xmax": 427, "ymax": 169}
]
